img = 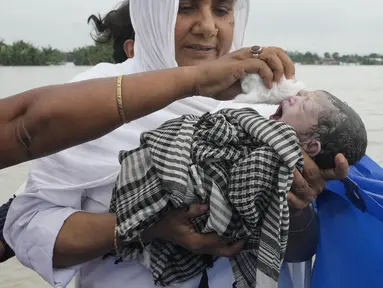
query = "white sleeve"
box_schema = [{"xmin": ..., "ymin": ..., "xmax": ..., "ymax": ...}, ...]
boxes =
[
  {"xmin": 3, "ymin": 145, "xmax": 93, "ymax": 287},
  {"xmin": 4, "ymin": 180, "xmax": 84, "ymax": 287},
  {"xmin": 4, "ymin": 121, "xmax": 125, "ymax": 286}
]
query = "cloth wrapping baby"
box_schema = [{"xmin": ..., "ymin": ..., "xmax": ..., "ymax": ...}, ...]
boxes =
[
  {"xmin": 110, "ymin": 108, "xmax": 303, "ymax": 288},
  {"xmin": 108, "ymin": 76, "xmax": 367, "ymax": 288}
]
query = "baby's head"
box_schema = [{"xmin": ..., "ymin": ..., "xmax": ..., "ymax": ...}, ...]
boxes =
[{"xmin": 270, "ymin": 90, "xmax": 367, "ymax": 169}]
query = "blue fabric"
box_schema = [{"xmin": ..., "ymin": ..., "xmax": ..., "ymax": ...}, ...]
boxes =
[
  {"xmin": 325, "ymin": 155, "xmax": 383, "ymax": 221},
  {"xmin": 312, "ymin": 155, "xmax": 383, "ymax": 288}
]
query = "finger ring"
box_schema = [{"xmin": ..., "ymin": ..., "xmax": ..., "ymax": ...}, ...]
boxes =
[{"xmin": 251, "ymin": 45, "xmax": 263, "ymax": 58}]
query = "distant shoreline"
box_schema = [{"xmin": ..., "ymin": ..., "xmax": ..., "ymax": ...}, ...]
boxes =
[{"xmin": 1, "ymin": 40, "xmax": 383, "ymax": 66}]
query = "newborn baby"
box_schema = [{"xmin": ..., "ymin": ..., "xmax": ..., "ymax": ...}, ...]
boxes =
[
  {"xmin": 237, "ymin": 73, "xmax": 367, "ymax": 168},
  {"xmin": 270, "ymin": 89, "xmax": 367, "ymax": 263},
  {"xmin": 109, "ymin": 90, "xmax": 367, "ymax": 288},
  {"xmin": 270, "ymin": 89, "xmax": 367, "ymax": 169}
]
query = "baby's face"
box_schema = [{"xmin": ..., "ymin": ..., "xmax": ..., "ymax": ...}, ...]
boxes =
[{"xmin": 270, "ymin": 90, "xmax": 331, "ymax": 136}]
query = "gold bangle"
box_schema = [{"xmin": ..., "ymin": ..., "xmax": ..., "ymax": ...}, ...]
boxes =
[{"xmin": 116, "ymin": 75, "xmax": 127, "ymax": 123}]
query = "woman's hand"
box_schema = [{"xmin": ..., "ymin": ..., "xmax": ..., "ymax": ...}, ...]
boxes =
[
  {"xmin": 192, "ymin": 46, "xmax": 295, "ymax": 100},
  {"xmin": 288, "ymin": 152, "xmax": 349, "ymax": 209},
  {"xmin": 146, "ymin": 204, "xmax": 245, "ymax": 257}
]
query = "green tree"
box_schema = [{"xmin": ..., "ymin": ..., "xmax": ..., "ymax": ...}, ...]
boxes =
[
  {"xmin": 332, "ymin": 52, "xmax": 339, "ymax": 60},
  {"xmin": 0, "ymin": 41, "xmax": 65, "ymax": 66},
  {"xmin": 1, "ymin": 40, "xmax": 383, "ymax": 66},
  {"xmin": 369, "ymin": 53, "xmax": 379, "ymax": 58},
  {"xmin": 71, "ymin": 42, "xmax": 114, "ymax": 66}
]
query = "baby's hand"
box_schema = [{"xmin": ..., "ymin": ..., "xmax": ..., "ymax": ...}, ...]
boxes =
[{"xmin": 288, "ymin": 151, "xmax": 349, "ymax": 209}]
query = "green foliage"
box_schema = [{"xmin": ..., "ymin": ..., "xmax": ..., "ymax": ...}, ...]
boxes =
[
  {"xmin": 69, "ymin": 42, "xmax": 114, "ymax": 66},
  {"xmin": 287, "ymin": 51, "xmax": 321, "ymax": 65},
  {"xmin": 287, "ymin": 51, "xmax": 383, "ymax": 65},
  {"xmin": 1, "ymin": 39, "xmax": 382, "ymax": 66},
  {"xmin": 0, "ymin": 40, "xmax": 65, "ymax": 66}
]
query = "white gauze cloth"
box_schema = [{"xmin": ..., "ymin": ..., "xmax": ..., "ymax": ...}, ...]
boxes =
[{"xmin": 234, "ymin": 74, "xmax": 306, "ymax": 105}]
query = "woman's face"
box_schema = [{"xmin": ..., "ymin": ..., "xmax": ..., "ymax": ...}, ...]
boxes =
[{"xmin": 174, "ymin": 0, "xmax": 235, "ymax": 67}]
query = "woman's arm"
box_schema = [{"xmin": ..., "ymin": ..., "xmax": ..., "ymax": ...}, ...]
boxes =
[
  {"xmin": 53, "ymin": 205, "xmax": 246, "ymax": 268},
  {"xmin": 284, "ymin": 206, "xmax": 318, "ymax": 263},
  {"xmin": 0, "ymin": 67, "xmax": 196, "ymax": 169}
]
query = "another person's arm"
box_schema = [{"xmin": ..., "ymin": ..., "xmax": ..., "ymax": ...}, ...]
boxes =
[
  {"xmin": 0, "ymin": 67, "xmax": 197, "ymax": 169},
  {"xmin": 0, "ymin": 47, "xmax": 288, "ymax": 170}
]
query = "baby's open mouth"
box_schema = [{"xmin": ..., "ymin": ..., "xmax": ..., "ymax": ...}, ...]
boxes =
[{"xmin": 270, "ymin": 104, "xmax": 283, "ymax": 120}]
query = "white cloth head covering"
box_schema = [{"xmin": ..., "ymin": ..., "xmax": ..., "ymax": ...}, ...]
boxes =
[
  {"xmin": 131, "ymin": 0, "xmax": 249, "ymax": 72},
  {"xmin": 26, "ymin": 0, "xmax": 250, "ymax": 192}
]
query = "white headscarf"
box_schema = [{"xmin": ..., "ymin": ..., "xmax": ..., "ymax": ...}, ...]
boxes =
[
  {"xmin": 72, "ymin": 0, "xmax": 249, "ymax": 80},
  {"xmin": 26, "ymin": 0, "xmax": 250, "ymax": 191},
  {"xmin": 130, "ymin": 0, "xmax": 249, "ymax": 72}
]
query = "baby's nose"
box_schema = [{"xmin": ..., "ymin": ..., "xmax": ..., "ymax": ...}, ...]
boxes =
[{"xmin": 287, "ymin": 95, "xmax": 297, "ymax": 105}]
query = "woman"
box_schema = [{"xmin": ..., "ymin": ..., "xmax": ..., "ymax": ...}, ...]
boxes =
[
  {"xmin": 0, "ymin": 5, "xmax": 285, "ymax": 264},
  {"xmin": 3, "ymin": 1, "xmax": 347, "ymax": 287},
  {"xmin": 0, "ymin": 0, "xmax": 252, "ymax": 263}
]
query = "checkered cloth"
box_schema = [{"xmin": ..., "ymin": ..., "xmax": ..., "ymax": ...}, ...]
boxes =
[{"xmin": 110, "ymin": 107, "xmax": 303, "ymax": 288}]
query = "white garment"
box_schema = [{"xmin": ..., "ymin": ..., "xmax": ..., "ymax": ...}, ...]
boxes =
[{"xmin": 235, "ymin": 74, "xmax": 306, "ymax": 105}]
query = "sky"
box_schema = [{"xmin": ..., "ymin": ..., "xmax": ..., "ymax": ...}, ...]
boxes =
[{"xmin": 0, "ymin": 0, "xmax": 382, "ymax": 55}]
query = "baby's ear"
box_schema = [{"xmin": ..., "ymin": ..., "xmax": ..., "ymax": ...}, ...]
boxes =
[{"xmin": 303, "ymin": 139, "xmax": 321, "ymax": 157}]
